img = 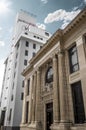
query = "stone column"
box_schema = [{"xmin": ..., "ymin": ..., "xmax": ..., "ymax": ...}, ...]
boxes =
[
  {"xmin": 53, "ymin": 55, "xmax": 60, "ymax": 123},
  {"xmin": 32, "ymin": 73, "xmax": 36, "ymax": 123},
  {"xmin": 21, "ymin": 79, "xmax": 28, "ymax": 124},
  {"xmin": 58, "ymin": 51, "xmax": 66, "ymax": 122},
  {"xmin": 35, "ymin": 69, "xmax": 41, "ymax": 123},
  {"xmin": 28, "ymin": 76, "xmax": 34, "ymax": 124}
]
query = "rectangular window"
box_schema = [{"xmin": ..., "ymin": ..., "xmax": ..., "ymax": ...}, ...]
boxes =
[
  {"xmin": 25, "ymin": 50, "xmax": 28, "ymax": 56},
  {"xmin": 26, "ymin": 102, "xmax": 29, "ymax": 123},
  {"xmin": 26, "ymin": 41, "xmax": 29, "ymax": 47},
  {"xmin": 45, "ymin": 32, "xmax": 49, "ymax": 36},
  {"xmin": 24, "ymin": 60, "xmax": 27, "ymax": 66},
  {"xmin": 9, "ymin": 109, "xmax": 12, "ymax": 121},
  {"xmin": 12, "ymin": 82, "xmax": 14, "ymax": 89},
  {"xmin": 22, "ymin": 80, "xmax": 24, "ymax": 87},
  {"xmin": 27, "ymin": 79, "xmax": 30, "ymax": 95},
  {"xmin": 40, "ymin": 46, "xmax": 42, "ymax": 49},
  {"xmin": 83, "ymin": 35, "xmax": 86, "ymax": 56},
  {"xmin": 33, "ymin": 43, "xmax": 36, "ymax": 49},
  {"xmin": 14, "ymin": 72, "xmax": 16, "ymax": 78},
  {"xmin": 71, "ymin": 81, "xmax": 85, "ymax": 124},
  {"xmin": 16, "ymin": 53, "xmax": 18, "ymax": 59},
  {"xmin": 15, "ymin": 62, "xmax": 17, "ymax": 68},
  {"xmin": 21, "ymin": 93, "xmax": 24, "ymax": 100},
  {"xmin": 33, "ymin": 52, "xmax": 35, "ymax": 57},
  {"xmin": 11, "ymin": 95, "xmax": 13, "ymax": 101},
  {"xmin": 68, "ymin": 44, "xmax": 79, "ymax": 73},
  {"xmin": 17, "ymin": 43, "xmax": 19, "ymax": 49}
]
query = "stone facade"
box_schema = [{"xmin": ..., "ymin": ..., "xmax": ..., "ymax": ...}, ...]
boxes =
[{"xmin": 20, "ymin": 7, "xmax": 86, "ymax": 130}]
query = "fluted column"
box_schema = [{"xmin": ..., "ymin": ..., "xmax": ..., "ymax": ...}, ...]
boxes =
[
  {"xmin": 32, "ymin": 73, "xmax": 36, "ymax": 123},
  {"xmin": 35, "ymin": 69, "xmax": 41, "ymax": 123},
  {"xmin": 58, "ymin": 51, "xmax": 66, "ymax": 122},
  {"xmin": 28, "ymin": 76, "xmax": 34, "ymax": 123},
  {"xmin": 53, "ymin": 55, "xmax": 60, "ymax": 123},
  {"xmin": 21, "ymin": 79, "xmax": 28, "ymax": 124}
]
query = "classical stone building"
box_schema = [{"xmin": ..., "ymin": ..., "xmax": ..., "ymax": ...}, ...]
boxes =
[{"xmin": 20, "ymin": 7, "xmax": 86, "ymax": 130}]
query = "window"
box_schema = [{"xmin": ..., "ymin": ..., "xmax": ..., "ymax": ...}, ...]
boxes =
[
  {"xmin": 12, "ymin": 82, "xmax": 14, "ymax": 89},
  {"xmin": 24, "ymin": 60, "xmax": 27, "ymax": 66},
  {"xmin": 71, "ymin": 81, "xmax": 85, "ymax": 124},
  {"xmin": 27, "ymin": 79, "xmax": 30, "ymax": 95},
  {"xmin": 22, "ymin": 80, "xmax": 24, "ymax": 88},
  {"xmin": 14, "ymin": 72, "xmax": 16, "ymax": 78},
  {"xmin": 83, "ymin": 35, "xmax": 86, "ymax": 56},
  {"xmin": 16, "ymin": 53, "xmax": 18, "ymax": 59},
  {"xmin": 34, "ymin": 35, "xmax": 36, "ymax": 38},
  {"xmin": 45, "ymin": 67, "xmax": 53, "ymax": 83},
  {"xmin": 15, "ymin": 62, "xmax": 17, "ymax": 68},
  {"xmin": 9, "ymin": 109, "xmax": 12, "ymax": 121},
  {"xmin": 25, "ymin": 50, "xmax": 28, "ymax": 56},
  {"xmin": 21, "ymin": 93, "xmax": 24, "ymax": 100},
  {"xmin": 68, "ymin": 44, "xmax": 79, "ymax": 73},
  {"xmin": 26, "ymin": 41, "xmax": 29, "ymax": 47},
  {"xmin": 45, "ymin": 32, "xmax": 49, "ymax": 36},
  {"xmin": 17, "ymin": 43, "xmax": 19, "ymax": 49},
  {"xmin": 33, "ymin": 43, "xmax": 36, "ymax": 49},
  {"xmin": 25, "ymin": 32, "xmax": 28, "ymax": 35},
  {"xmin": 40, "ymin": 46, "xmax": 42, "ymax": 49},
  {"xmin": 26, "ymin": 102, "xmax": 29, "ymax": 123},
  {"xmin": 11, "ymin": 95, "xmax": 13, "ymax": 101},
  {"xmin": 33, "ymin": 52, "xmax": 35, "ymax": 57}
]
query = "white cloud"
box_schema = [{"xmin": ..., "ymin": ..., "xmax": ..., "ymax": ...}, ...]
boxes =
[
  {"xmin": 0, "ymin": 0, "xmax": 12, "ymax": 15},
  {"xmin": 41, "ymin": 0, "xmax": 48, "ymax": 4},
  {"xmin": 84, "ymin": 0, "xmax": 86, "ymax": 3},
  {"xmin": 0, "ymin": 41, "xmax": 5, "ymax": 47},
  {"xmin": 0, "ymin": 59, "xmax": 5, "ymax": 96},
  {"xmin": 0, "ymin": 27, "xmax": 2, "ymax": 31},
  {"xmin": 44, "ymin": 9, "xmax": 81, "ymax": 29},
  {"xmin": 37, "ymin": 23, "xmax": 46, "ymax": 30}
]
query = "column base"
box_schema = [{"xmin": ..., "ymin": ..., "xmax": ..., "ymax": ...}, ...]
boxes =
[
  {"xmin": 51, "ymin": 121, "xmax": 72, "ymax": 130},
  {"xmin": 27, "ymin": 121, "xmax": 42, "ymax": 130}
]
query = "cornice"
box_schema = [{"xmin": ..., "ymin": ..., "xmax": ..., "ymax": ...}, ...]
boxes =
[{"xmin": 63, "ymin": 7, "xmax": 86, "ymax": 35}]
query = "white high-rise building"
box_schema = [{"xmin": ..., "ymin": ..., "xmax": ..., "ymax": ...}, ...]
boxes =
[{"xmin": 0, "ymin": 10, "xmax": 51, "ymax": 130}]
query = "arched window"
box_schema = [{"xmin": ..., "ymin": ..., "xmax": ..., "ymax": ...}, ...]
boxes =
[{"xmin": 45, "ymin": 67, "xmax": 53, "ymax": 83}]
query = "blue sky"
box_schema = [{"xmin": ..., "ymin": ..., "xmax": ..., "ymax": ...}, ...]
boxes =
[{"xmin": 0, "ymin": 0, "xmax": 86, "ymax": 95}]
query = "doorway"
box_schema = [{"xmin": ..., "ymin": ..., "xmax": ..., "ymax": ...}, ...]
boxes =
[
  {"xmin": 1, "ymin": 110, "xmax": 6, "ymax": 126},
  {"xmin": 46, "ymin": 102, "xmax": 53, "ymax": 130}
]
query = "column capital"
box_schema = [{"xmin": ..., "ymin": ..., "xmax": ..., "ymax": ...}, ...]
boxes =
[
  {"xmin": 37, "ymin": 67, "xmax": 41, "ymax": 73},
  {"xmin": 50, "ymin": 53, "xmax": 57, "ymax": 60},
  {"xmin": 58, "ymin": 49, "xmax": 64, "ymax": 56}
]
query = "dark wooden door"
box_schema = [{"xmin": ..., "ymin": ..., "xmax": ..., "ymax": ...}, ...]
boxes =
[{"xmin": 46, "ymin": 103, "xmax": 53, "ymax": 130}]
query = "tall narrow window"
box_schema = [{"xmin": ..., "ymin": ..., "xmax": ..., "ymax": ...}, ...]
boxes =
[
  {"xmin": 68, "ymin": 44, "xmax": 79, "ymax": 73},
  {"xmin": 71, "ymin": 81, "xmax": 85, "ymax": 124},
  {"xmin": 9, "ymin": 109, "xmax": 12, "ymax": 121},
  {"xmin": 25, "ymin": 50, "xmax": 28, "ymax": 56},
  {"xmin": 83, "ymin": 35, "xmax": 86, "ymax": 57},
  {"xmin": 26, "ymin": 102, "xmax": 29, "ymax": 123},
  {"xmin": 26, "ymin": 41, "xmax": 29, "ymax": 47},
  {"xmin": 22, "ymin": 80, "xmax": 24, "ymax": 88},
  {"xmin": 33, "ymin": 52, "xmax": 36, "ymax": 57},
  {"xmin": 33, "ymin": 43, "xmax": 36, "ymax": 49},
  {"xmin": 21, "ymin": 92, "xmax": 24, "ymax": 100},
  {"xmin": 11, "ymin": 95, "xmax": 13, "ymax": 101},
  {"xmin": 27, "ymin": 79, "xmax": 30, "ymax": 95},
  {"xmin": 24, "ymin": 60, "xmax": 27, "ymax": 66}
]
